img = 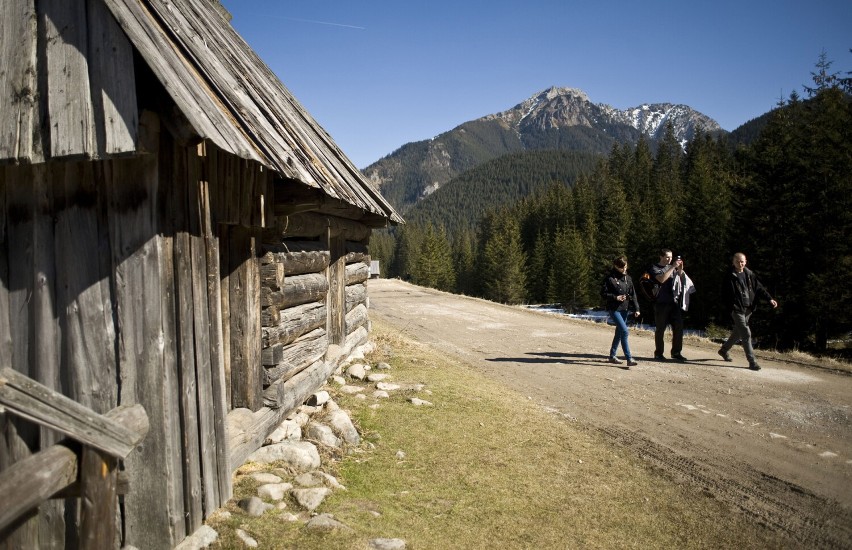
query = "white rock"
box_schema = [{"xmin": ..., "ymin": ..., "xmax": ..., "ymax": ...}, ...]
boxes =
[
  {"xmin": 173, "ymin": 525, "xmax": 218, "ymax": 549},
  {"xmin": 257, "ymin": 482, "xmax": 293, "ymax": 501},
  {"xmin": 376, "ymin": 382, "xmax": 400, "ymax": 391},
  {"xmin": 235, "ymin": 529, "xmax": 258, "ymax": 548},
  {"xmin": 325, "ymin": 399, "xmax": 340, "ymax": 412},
  {"xmin": 376, "ymin": 362, "xmax": 392, "ymax": 370},
  {"xmin": 369, "ymin": 538, "xmax": 406, "ymax": 550},
  {"xmin": 327, "ymin": 409, "xmax": 360, "ymax": 445},
  {"xmin": 372, "ymin": 390, "xmax": 390, "ymax": 399},
  {"xmin": 305, "ymin": 422, "xmax": 341, "ymax": 448},
  {"xmin": 246, "ymin": 441, "xmax": 321, "ymax": 472},
  {"xmin": 339, "ymin": 385, "xmax": 364, "ymax": 394},
  {"xmin": 318, "ymin": 471, "xmax": 346, "ymax": 490},
  {"xmin": 305, "ymin": 512, "xmax": 352, "ymax": 532},
  {"xmin": 288, "ymin": 411, "xmax": 310, "ymax": 427},
  {"xmin": 248, "ymin": 472, "xmax": 282, "ymax": 485},
  {"xmin": 265, "ymin": 420, "xmax": 301, "ymax": 444},
  {"xmin": 292, "ymin": 487, "xmax": 331, "ymax": 511},
  {"xmin": 347, "ymin": 364, "xmax": 367, "ymax": 380},
  {"xmin": 307, "ymin": 391, "xmax": 330, "ymax": 406},
  {"xmin": 408, "ymin": 398, "xmax": 433, "ymax": 406},
  {"xmin": 366, "ymin": 373, "xmax": 389, "ymax": 382},
  {"xmin": 331, "ymin": 375, "xmax": 346, "ymax": 385},
  {"xmin": 396, "ymin": 450, "xmax": 406, "ymax": 460}
]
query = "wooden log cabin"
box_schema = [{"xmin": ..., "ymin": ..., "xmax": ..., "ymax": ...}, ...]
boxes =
[{"xmin": 0, "ymin": 0, "xmax": 402, "ymax": 547}]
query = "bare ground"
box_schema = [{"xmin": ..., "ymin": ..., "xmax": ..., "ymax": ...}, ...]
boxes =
[{"xmin": 368, "ymin": 278, "xmax": 852, "ymax": 548}]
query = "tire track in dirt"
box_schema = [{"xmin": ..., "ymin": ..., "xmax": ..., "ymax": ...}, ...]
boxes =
[{"xmin": 598, "ymin": 424, "xmax": 852, "ymax": 548}]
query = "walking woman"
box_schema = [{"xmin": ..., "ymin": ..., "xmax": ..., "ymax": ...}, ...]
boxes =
[{"xmin": 601, "ymin": 256, "xmax": 641, "ymax": 367}]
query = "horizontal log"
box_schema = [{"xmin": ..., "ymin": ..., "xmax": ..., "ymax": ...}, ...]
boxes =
[
  {"xmin": 262, "ymin": 272, "xmax": 328, "ymax": 309},
  {"xmin": 260, "ymin": 244, "xmax": 330, "ymax": 276},
  {"xmin": 0, "ymin": 369, "xmax": 149, "ymax": 458},
  {"xmin": 345, "ymin": 303, "xmax": 369, "ymax": 335},
  {"xmin": 262, "ymin": 329, "xmax": 328, "ymax": 385},
  {"xmin": 345, "ymin": 283, "xmax": 367, "ymax": 311},
  {"xmin": 262, "ymin": 357, "xmax": 336, "ymax": 409},
  {"xmin": 262, "ymin": 302, "xmax": 327, "ymax": 347},
  {"xmin": 0, "ymin": 405, "xmax": 148, "ymax": 533},
  {"xmin": 345, "ymin": 262, "xmax": 369, "ymax": 286},
  {"xmin": 344, "ymin": 242, "xmax": 369, "ymax": 264}
]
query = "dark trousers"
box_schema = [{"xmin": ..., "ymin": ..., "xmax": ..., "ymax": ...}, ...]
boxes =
[
  {"xmin": 720, "ymin": 311, "xmax": 755, "ymax": 365},
  {"xmin": 654, "ymin": 302, "xmax": 683, "ymax": 356}
]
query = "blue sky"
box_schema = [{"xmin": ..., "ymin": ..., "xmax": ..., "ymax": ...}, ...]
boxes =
[{"xmin": 222, "ymin": 0, "xmax": 852, "ymax": 169}]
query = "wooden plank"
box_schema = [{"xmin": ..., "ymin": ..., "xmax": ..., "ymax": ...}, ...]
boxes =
[
  {"xmin": 43, "ymin": 0, "xmax": 95, "ymax": 158},
  {"xmin": 79, "ymin": 447, "xmax": 117, "ymax": 548},
  {"xmin": 5, "ymin": 165, "xmax": 35, "ymax": 379},
  {"xmin": 0, "ymin": 404, "xmax": 147, "ymax": 536},
  {"xmin": 172, "ymin": 150, "xmax": 203, "ymax": 531},
  {"xmin": 55, "ymin": 161, "xmax": 117, "ymax": 412},
  {"xmin": 201, "ymin": 181, "xmax": 232, "ymax": 504},
  {"xmin": 327, "ymin": 234, "xmax": 345, "ymax": 346},
  {"xmin": 218, "ymin": 224, "xmax": 232, "ymax": 407},
  {"xmin": 0, "ymin": 368, "xmax": 140, "ymax": 458},
  {"xmin": 187, "ymin": 149, "xmax": 221, "ymax": 515},
  {"xmin": 260, "ymin": 243, "xmax": 330, "ymax": 276},
  {"xmin": 0, "ymin": 167, "xmax": 11, "ymax": 367},
  {"xmin": 228, "ymin": 225, "xmax": 262, "ymax": 410},
  {"xmin": 274, "ymin": 212, "xmax": 371, "ymax": 241},
  {"xmin": 107, "ymin": 152, "xmax": 184, "ymax": 548},
  {"xmin": 345, "ymin": 303, "xmax": 369, "ymax": 336},
  {"xmin": 86, "ymin": 0, "xmax": 137, "ymax": 156},
  {"xmin": 0, "ymin": 0, "xmax": 40, "ymax": 162},
  {"xmin": 31, "ymin": 163, "xmax": 65, "ymax": 548}
]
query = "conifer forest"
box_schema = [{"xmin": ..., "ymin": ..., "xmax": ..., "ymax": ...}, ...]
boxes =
[{"xmin": 369, "ymin": 56, "xmax": 852, "ymax": 355}]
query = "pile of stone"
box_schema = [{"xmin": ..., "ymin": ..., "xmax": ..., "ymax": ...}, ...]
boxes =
[{"xmin": 181, "ymin": 343, "xmax": 428, "ymax": 549}]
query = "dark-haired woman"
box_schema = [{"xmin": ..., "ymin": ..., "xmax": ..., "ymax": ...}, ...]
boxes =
[{"xmin": 601, "ymin": 256, "xmax": 641, "ymax": 367}]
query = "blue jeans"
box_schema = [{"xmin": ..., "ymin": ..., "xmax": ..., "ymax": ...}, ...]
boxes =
[{"xmin": 609, "ymin": 310, "xmax": 633, "ymax": 360}]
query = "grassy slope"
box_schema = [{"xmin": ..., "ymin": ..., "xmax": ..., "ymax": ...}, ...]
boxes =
[{"xmin": 208, "ymin": 319, "xmax": 787, "ymax": 549}]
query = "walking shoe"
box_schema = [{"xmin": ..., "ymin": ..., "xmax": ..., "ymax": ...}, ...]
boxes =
[
  {"xmin": 626, "ymin": 360, "xmax": 639, "ymax": 367},
  {"xmin": 717, "ymin": 348, "xmax": 732, "ymax": 362},
  {"xmin": 671, "ymin": 353, "xmax": 688, "ymax": 362},
  {"xmin": 748, "ymin": 363, "xmax": 761, "ymax": 371},
  {"xmin": 653, "ymin": 353, "xmax": 667, "ymax": 361},
  {"xmin": 608, "ymin": 356, "xmax": 623, "ymax": 365}
]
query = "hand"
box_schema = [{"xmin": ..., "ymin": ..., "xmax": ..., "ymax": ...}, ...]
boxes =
[
  {"xmin": 770, "ymin": 299, "xmax": 778, "ymax": 308},
  {"xmin": 618, "ymin": 294, "xmax": 626, "ymax": 302},
  {"xmin": 634, "ymin": 311, "xmax": 641, "ymax": 318}
]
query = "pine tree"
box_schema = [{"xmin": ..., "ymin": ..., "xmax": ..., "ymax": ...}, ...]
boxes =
[
  {"xmin": 547, "ymin": 226, "xmax": 592, "ymax": 311},
  {"xmin": 480, "ymin": 211, "xmax": 527, "ymax": 304}
]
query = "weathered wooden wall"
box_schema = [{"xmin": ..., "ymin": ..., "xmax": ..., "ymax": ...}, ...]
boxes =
[
  {"xmin": 0, "ymin": 112, "xmax": 276, "ymax": 548},
  {"xmin": 258, "ymin": 235, "xmax": 371, "ymax": 410}
]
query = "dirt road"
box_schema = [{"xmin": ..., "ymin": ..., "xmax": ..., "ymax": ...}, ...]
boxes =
[{"xmin": 368, "ymin": 278, "xmax": 852, "ymax": 548}]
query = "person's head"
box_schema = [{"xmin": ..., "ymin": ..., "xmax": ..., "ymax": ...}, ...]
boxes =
[
  {"xmin": 732, "ymin": 252, "xmax": 747, "ymax": 273},
  {"xmin": 659, "ymin": 249, "xmax": 673, "ymax": 265},
  {"xmin": 613, "ymin": 256, "xmax": 628, "ymax": 273}
]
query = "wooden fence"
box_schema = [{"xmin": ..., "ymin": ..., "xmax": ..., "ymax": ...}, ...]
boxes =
[{"xmin": 0, "ymin": 368, "xmax": 149, "ymax": 547}]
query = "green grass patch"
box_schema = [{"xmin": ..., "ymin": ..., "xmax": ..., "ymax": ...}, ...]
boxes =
[{"xmin": 207, "ymin": 319, "xmax": 786, "ymax": 549}]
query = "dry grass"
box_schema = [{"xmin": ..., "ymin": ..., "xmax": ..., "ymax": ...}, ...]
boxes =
[{"xmin": 207, "ymin": 319, "xmax": 788, "ymax": 549}]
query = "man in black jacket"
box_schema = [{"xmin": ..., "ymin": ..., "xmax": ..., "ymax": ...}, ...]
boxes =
[{"xmin": 718, "ymin": 253, "xmax": 778, "ymax": 370}]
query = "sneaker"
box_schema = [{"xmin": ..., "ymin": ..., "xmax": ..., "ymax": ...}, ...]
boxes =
[
  {"xmin": 671, "ymin": 353, "xmax": 688, "ymax": 362},
  {"xmin": 749, "ymin": 363, "xmax": 761, "ymax": 371},
  {"xmin": 717, "ymin": 348, "xmax": 732, "ymax": 362},
  {"xmin": 608, "ymin": 356, "xmax": 623, "ymax": 365},
  {"xmin": 653, "ymin": 354, "xmax": 667, "ymax": 361},
  {"xmin": 626, "ymin": 360, "xmax": 639, "ymax": 367}
]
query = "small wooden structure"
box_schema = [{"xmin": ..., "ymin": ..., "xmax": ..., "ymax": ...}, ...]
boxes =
[{"xmin": 0, "ymin": 0, "xmax": 401, "ymax": 548}]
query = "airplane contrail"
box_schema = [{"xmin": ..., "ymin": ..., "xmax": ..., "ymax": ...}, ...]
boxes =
[{"xmin": 273, "ymin": 16, "xmax": 366, "ymax": 30}]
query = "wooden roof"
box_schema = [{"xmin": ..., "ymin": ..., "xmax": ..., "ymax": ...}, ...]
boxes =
[{"xmin": 0, "ymin": 0, "xmax": 402, "ymax": 224}]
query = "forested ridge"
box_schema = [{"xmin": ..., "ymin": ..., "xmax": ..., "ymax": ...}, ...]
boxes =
[{"xmin": 370, "ymin": 55, "xmax": 852, "ymax": 354}]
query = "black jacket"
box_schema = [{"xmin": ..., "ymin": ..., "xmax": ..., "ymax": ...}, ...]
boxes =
[
  {"xmin": 601, "ymin": 269, "xmax": 641, "ymax": 313},
  {"xmin": 721, "ymin": 267, "xmax": 774, "ymax": 313}
]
